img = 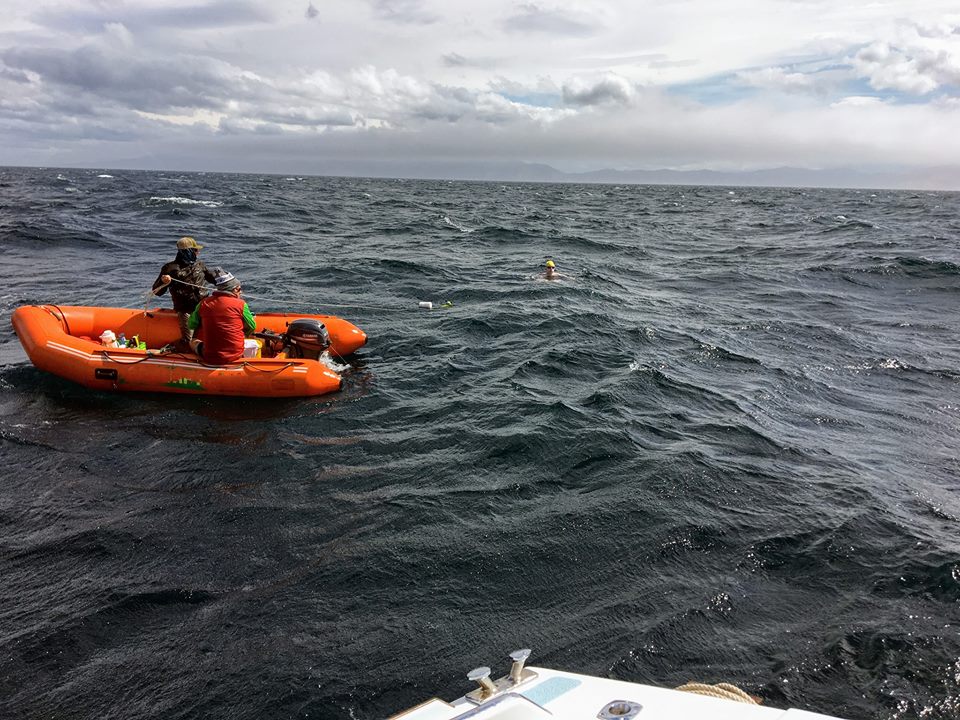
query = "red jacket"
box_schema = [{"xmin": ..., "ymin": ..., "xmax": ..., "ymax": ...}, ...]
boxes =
[{"xmin": 190, "ymin": 292, "xmax": 256, "ymax": 364}]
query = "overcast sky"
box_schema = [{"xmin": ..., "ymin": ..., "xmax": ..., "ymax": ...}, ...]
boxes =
[{"xmin": 1, "ymin": 0, "xmax": 959, "ymax": 175}]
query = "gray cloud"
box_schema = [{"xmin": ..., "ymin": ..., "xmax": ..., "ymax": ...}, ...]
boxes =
[
  {"xmin": 442, "ymin": 53, "xmax": 497, "ymax": 69},
  {"xmin": 219, "ymin": 118, "xmax": 287, "ymax": 136},
  {"xmin": 403, "ymin": 85, "xmax": 488, "ymax": 123},
  {"xmin": 0, "ymin": 0, "xmax": 957, "ymax": 181},
  {"xmin": 503, "ymin": 3, "xmax": 597, "ymax": 37},
  {"xmin": 371, "ymin": 0, "xmax": 439, "ymax": 25},
  {"xmin": 0, "ymin": 66, "xmax": 30, "ymax": 83},
  {"xmin": 0, "ymin": 92, "xmax": 156, "ymax": 143},
  {"xmin": 850, "ymin": 21, "xmax": 960, "ymax": 95},
  {"xmin": 1, "ymin": 45, "xmax": 261, "ymax": 114},
  {"xmin": 854, "ymin": 42, "xmax": 941, "ymax": 94},
  {"xmin": 562, "ymin": 76, "xmax": 633, "ymax": 106},
  {"xmin": 574, "ymin": 53, "xmax": 699, "ymax": 71},
  {"xmin": 4, "ymin": 90, "xmax": 960, "ymax": 181},
  {"xmin": 650, "ymin": 58, "xmax": 700, "ymax": 70},
  {"xmin": 913, "ymin": 21, "xmax": 960, "ymax": 39},
  {"xmin": 33, "ymin": 1, "xmax": 271, "ymax": 34},
  {"xmin": 250, "ymin": 107, "xmax": 356, "ymax": 128},
  {"xmin": 443, "ymin": 53, "xmax": 469, "ymax": 67},
  {"xmin": 577, "ymin": 52, "xmax": 666, "ymax": 67},
  {"xmin": 0, "ymin": 37, "xmax": 560, "ymax": 146}
]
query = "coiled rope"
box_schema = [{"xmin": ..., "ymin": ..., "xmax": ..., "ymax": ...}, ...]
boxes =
[{"xmin": 674, "ymin": 682, "xmax": 759, "ymax": 704}]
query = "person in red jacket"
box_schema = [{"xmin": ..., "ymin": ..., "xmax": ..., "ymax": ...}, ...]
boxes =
[{"xmin": 186, "ymin": 269, "xmax": 256, "ymax": 364}]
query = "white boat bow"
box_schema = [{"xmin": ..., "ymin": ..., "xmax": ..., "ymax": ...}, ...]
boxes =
[{"xmin": 389, "ymin": 649, "xmax": 846, "ymax": 720}]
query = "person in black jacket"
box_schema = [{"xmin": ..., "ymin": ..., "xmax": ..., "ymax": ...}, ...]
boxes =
[{"xmin": 152, "ymin": 236, "xmax": 217, "ymax": 348}]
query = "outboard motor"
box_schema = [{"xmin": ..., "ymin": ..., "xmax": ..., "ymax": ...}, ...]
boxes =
[{"xmin": 285, "ymin": 318, "xmax": 331, "ymax": 360}]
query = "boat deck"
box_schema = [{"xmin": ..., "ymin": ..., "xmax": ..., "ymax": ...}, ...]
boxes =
[{"xmin": 390, "ymin": 666, "xmax": 844, "ymax": 720}]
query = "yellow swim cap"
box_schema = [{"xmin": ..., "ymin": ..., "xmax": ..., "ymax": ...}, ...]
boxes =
[{"xmin": 545, "ymin": 260, "xmax": 556, "ymax": 268}]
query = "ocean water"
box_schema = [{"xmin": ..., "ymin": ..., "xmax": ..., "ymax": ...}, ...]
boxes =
[{"xmin": 0, "ymin": 166, "xmax": 958, "ymax": 720}]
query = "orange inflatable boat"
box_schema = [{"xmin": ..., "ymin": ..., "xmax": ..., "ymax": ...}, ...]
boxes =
[{"xmin": 11, "ymin": 305, "xmax": 367, "ymax": 398}]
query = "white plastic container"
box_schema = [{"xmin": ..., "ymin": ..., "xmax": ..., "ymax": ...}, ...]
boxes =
[
  {"xmin": 242, "ymin": 339, "xmax": 260, "ymax": 358},
  {"xmin": 418, "ymin": 301, "xmax": 433, "ymax": 310}
]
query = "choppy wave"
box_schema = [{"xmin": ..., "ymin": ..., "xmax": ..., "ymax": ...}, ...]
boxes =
[
  {"xmin": 0, "ymin": 168, "xmax": 958, "ymax": 720},
  {"xmin": 143, "ymin": 196, "xmax": 223, "ymax": 207},
  {"xmin": 443, "ymin": 215, "xmax": 474, "ymax": 233},
  {"xmin": 0, "ymin": 219, "xmax": 113, "ymax": 247}
]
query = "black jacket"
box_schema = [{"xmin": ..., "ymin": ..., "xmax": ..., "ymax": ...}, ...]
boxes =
[{"xmin": 153, "ymin": 259, "xmax": 217, "ymax": 313}]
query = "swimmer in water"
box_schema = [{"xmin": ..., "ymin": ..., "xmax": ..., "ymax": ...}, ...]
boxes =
[{"xmin": 544, "ymin": 259, "xmax": 558, "ymax": 280}]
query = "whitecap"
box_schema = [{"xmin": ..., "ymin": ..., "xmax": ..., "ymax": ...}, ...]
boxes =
[
  {"xmin": 321, "ymin": 352, "xmax": 349, "ymax": 373},
  {"xmin": 841, "ymin": 362, "xmax": 872, "ymax": 371},
  {"xmin": 146, "ymin": 196, "xmax": 223, "ymax": 207},
  {"xmin": 443, "ymin": 216, "xmax": 474, "ymax": 233},
  {"xmin": 97, "ymin": 174, "xmax": 114, "ymax": 178}
]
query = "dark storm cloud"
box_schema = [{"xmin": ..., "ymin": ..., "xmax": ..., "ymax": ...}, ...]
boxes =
[
  {"xmin": 502, "ymin": 3, "xmax": 596, "ymax": 37},
  {"xmin": 33, "ymin": 1, "xmax": 271, "ymax": 34},
  {"xmin": 45, "ymin": 93, "xmax": 103, "ymax": 119},
  {"xmin": 1, "ymin": 45, "xmax": 260, "ymax": 114},
  {"xmin": 0, "ymin": 99, "xmax": 154, "ymax": 142},
  {"xmin": 370, "ymin": 0, "xmax": 439, "ymax": 25},
  {"xmin": 0, "ymin": 66, "xmax": 202, "ymax": 146}
]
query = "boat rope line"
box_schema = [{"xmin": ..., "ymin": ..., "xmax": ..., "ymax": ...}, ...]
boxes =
[
  {"xmin": 239, "ymin": 361, "xmax": 298, "ymax": 374},
  {"xmin": 99, "ymin": 349, "xmax": 170, "ymax": 365},
  {"xmin": 44, "ymin": 305, "xmax": 73, "ymax": 336},
  {"xmin": 675, "ymin": 682, "xmax": 759, "ymax": 705},
  {"xmin": 97, "ymin": 348, "xmax": 310, "ymax": 374},
  {"xmin": 137, "ymin": 348, "xmax": 301, "ymax": 372},
  {"xmin": 156, "ymin": 277, "xmax": 444, "ymax": 314}
]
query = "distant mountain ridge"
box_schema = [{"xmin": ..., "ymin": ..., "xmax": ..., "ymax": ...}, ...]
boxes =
[
  {"xmin": 571, "ymin": 165, "xmax": 960, "ymax": 191},
  {"xmin": 18, "ymin": 158, "xmax": 960, "ymax": 191},
  {"xmin": 293, "ymin": 159, "xmax": 960, "ymax": 191}
]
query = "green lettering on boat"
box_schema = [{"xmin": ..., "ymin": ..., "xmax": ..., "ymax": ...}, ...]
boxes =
[{"xmin": 165, "ymin": 378, "xmax": 204, "ymax": 390}]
